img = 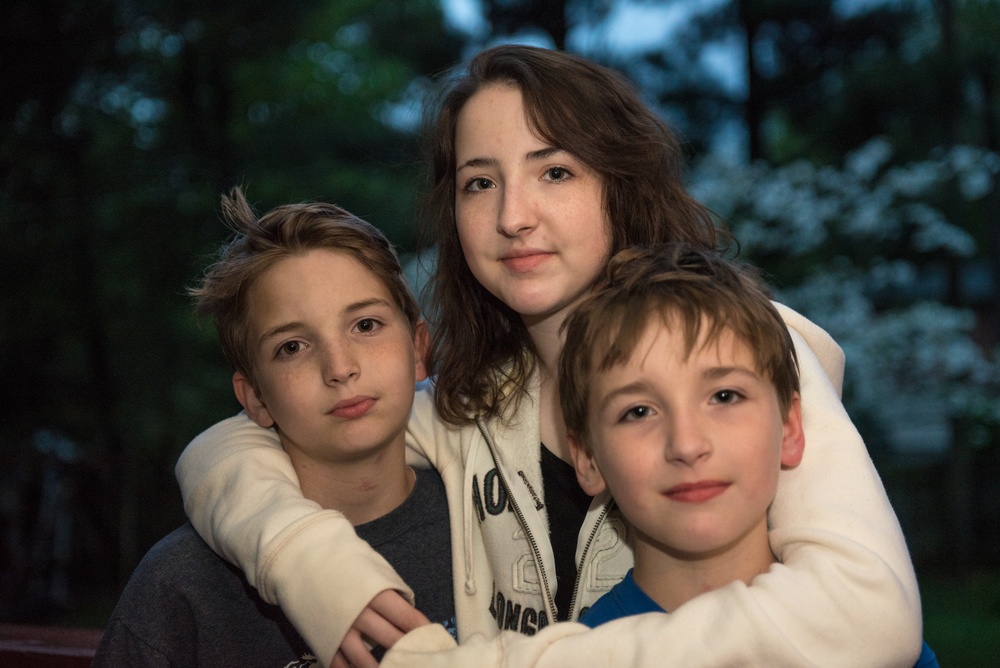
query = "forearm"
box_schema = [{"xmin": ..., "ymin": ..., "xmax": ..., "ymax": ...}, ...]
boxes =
[
  {"xmin": 175, "ymin": 413, "xmax": 412, "ymax": 667},
  {"xmin": 386, "ymin": 571, "xmax": 917, "ymax": 668},
  {"xmin": 759, "ymin": 318, "xmax": 922, "ymax": 665}
]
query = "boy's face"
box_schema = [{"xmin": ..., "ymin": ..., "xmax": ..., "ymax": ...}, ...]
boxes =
[
  {"xmin": 233, "ymin": 249, "xmax": 427, "ymax": 467},
  {"xmin": 570, "ymin": 317, "xmax": 803, "ymax": 560}
]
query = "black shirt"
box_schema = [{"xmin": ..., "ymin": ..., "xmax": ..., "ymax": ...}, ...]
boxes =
[{"xmin": 540, "ymin": 443, "xmax": 593, "ymax": 621}]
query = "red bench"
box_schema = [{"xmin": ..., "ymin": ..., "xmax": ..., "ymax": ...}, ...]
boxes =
[{"xmin": 0, "ymin": 624, "xmax": 103, "ymax": 667}]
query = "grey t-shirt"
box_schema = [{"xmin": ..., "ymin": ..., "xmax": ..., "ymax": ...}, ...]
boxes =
[{"xmin": 93, "ymin": 467, "xmax": 454, "ymax": 667}]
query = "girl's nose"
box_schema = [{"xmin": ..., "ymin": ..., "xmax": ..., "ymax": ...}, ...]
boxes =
[{"xmin": 496, "ymin": 183, "xmax": 537, "ymax": 237}]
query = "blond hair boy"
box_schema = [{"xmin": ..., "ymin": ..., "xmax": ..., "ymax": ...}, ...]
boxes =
[{"xmin": 93, "ymin": 189, "xmax": 454, "ymax": 666}]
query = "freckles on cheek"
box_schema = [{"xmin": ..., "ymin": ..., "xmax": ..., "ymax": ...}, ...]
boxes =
[
  {"xmin": 455, "ymin": 224, "xmax": 478, "ymax": 261},
  {"xmin": 285, "ymin": 367, "xmax": 313, "ymax": 387},
  {"xmin": 265, "ymin": 369, "xmax": 297, "ymax": 395}
]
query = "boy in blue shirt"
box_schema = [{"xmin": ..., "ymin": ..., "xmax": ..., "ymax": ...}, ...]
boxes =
[{"xmin": 559, "ymin": 244, "xmax": 937, "ymax": 666}]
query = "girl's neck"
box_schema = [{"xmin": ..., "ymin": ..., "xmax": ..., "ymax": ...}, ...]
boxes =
[
  {"xmin": 538, "ymin": 373, "xmax": 571, "ymax": 462},
  {"xmin": 524, "ymin": 313, "xmax": 565, "ymax": 377},
  {"xmin": 523, "ymin": 312, "xmax": 573, "ymax": 462}
]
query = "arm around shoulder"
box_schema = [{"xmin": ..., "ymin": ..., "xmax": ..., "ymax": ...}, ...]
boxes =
[
  {"xmin": 378, "ymin": 306, "xmax": 924, "ymax": 668},
  {"xmin": 763, "ymin": 303, "xmax": 923, "ymax": 665},
  {"xmin": 175, "ymin": 413, "xmax": 412, "ymax": 667},
  {"xmin": 381, "ymin": 622, "xmax": 592, "ymax": 668}
]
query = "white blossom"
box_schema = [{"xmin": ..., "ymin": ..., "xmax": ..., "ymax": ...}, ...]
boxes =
[{"xmin": 689, "ymin": 140, "xmax": 1000, "ymax": 452}]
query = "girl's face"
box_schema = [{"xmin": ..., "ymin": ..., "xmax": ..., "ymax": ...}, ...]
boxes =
[{"xmin": 453, "ymin": 84, "xmax": 611, "ymax": 329}]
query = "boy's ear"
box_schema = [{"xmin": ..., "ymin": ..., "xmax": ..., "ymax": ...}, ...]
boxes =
[
  {"xmin": 232, "ymin": 371, "xmax": 276, "ymax": 429},
  {"xmin": 568, "ymin": 430, "xmax": 607, "ymax": 496},
  {"xmin": 413, "ymin": 319, "xmax": 430, "ymax": 383},
  {"xmin": 780, "ymin": 393, "xmax": 805, "ymax": 469}
]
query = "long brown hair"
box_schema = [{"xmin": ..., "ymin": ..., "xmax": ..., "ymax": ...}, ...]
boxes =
[{"xmin": 421, "ymin": 45, "xmax": 722, "ymax": 425}]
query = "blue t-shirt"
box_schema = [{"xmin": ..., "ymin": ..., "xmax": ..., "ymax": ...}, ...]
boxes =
[
  {"xmin": 579, "ymin": 568, "xmax": 659, "ymax": 627},
  {"xmin": 580, "ymin": 569, "xmax": 940, "ymax": 667}
]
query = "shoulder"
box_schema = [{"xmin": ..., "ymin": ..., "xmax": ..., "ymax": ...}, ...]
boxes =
[
  {"xmin": 578, "ymin": 583, "xmax": 627, "ymax": 628},
  {"xmin": 114, "ymin": 524, "xmax": 241, "ymax": 609},
  {"xmin": 130, "ymin": 524, "xmax": 211, "ymax": 578},
  {"xmin": 97, "ymin": 526, "xmax": 215, "ymax": 663},
  {"xmin": 772, "ymin": 301, "xmax": 845, "ymax": 391},
  {"xmin": 143, "ymin": 523, "xmax": 225, "ymax": 570}
]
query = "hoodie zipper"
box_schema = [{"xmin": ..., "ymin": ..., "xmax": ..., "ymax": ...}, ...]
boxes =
[
  {"xmin": 476, "ymin": 417, "xmax": 559, "ymax": 623},
  {"xmin": 567, "ymin": 498, "xmax": 614, "ymax": 620}
]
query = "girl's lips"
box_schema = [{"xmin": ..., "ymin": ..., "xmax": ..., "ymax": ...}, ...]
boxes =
[
  {"xmin": 664, "ymin": 480, "xmax": 730, "ymax": 503},
  {"xmin": 501, "ymin": 250, "xmax": 553, "ymax": 272},
  {"xmin": 329, "ymin": 397, "xmax": 376, "ymax": 419}
]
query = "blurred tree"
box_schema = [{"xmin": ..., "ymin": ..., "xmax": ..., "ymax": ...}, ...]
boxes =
[
  {"xmin": 0, "ymin": 0, "xmax": 463, "ymax": 622},
  {"xmin": 602, "ymin": 0, "xmax": 920, "ymax": 162},
  {"xmin": 949, "ymin": 0, "xmax": 1000, "ymax": 345},
  {"xmin": 691, "ymin": 139, "xmax": 1000, "ymax": 568},
  {"xmin": 603, "ymin": 0, "xmax": 998, "ymax": 363},
  {"xmin": 623, "ymin": 0, "xmax": 999, "ymax": 265},
  {"xmin": 736, "ymin": 0, "xmax": 924, "ymax": 163},
  {"xmin": 482, "ymin": 0, "xmax": 571, "ymax": 48}
]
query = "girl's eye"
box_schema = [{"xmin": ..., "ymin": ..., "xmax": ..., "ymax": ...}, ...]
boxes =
[
  {"xmin": 354, "ymin": 318, "xmax": 382, "ymax": 334},
  {"xmin": 621, "ymin": 405, "xmax": 652, "ymax": 422},
  {"xmin": 544, "ymin": 166, "xmax": 571, "ymax": 182},
  {"xmin": 277, "ymin": 341, "xmax": 303, "ymax": 358},
  {"xmin": 464, "ymin": 177, "xmax": 495, "ymax": 192}
]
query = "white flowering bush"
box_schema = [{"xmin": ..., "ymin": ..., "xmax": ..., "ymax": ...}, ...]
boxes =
[{"xmin": 690, "ymin": 139, "xmax": 1000, "ymax": 454}]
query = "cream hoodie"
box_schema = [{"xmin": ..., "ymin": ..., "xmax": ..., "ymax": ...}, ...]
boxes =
[{"xmin": 176, "ymin": 304, "xmax": 922, "ymax": 668}]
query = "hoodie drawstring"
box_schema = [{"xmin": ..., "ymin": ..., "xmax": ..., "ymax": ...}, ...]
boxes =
[{"xmin": 462, "ymin": 432, "xmax": 481, "ymax": 596}]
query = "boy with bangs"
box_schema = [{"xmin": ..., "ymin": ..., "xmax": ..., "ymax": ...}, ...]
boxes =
[
  {"xmin": 559, "ymin": 244, "xmax": 937, "ymax": 666},
  {"xmin": 93, "ymin": 188, "xmax": 455, "ymax": 666},
  {"xmin": 559, "ymin": 244, "xmax": 805, "ymax": 626}
]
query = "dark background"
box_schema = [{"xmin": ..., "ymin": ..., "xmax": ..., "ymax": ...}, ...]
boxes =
[{"xmin": 2, "ymin": 1, "xmax": 998, "ymax": 664}]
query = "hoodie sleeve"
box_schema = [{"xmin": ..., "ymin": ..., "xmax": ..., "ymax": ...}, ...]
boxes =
[
  {"xmin": 175, "ymin": 413, "xmax": 413, "ymax": 668},
  {"xmin": 383, "ymin": 304, "xmax": 923, "ymax": 667}
]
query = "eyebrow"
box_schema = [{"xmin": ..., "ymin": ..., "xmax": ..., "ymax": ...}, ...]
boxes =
[
  {"xmin": 702, "ymin": 365, "xmax": 761, "ymax": 382},
  {"xmin": 256, "ymin": 297, "xmax": 394, "ymax": 347},
  {"xmin": 456, "ymin": 146, "xmax": 565, "ymax": 173},
  {"xmin": 344, "ymin": 297, "xmax": 393, "ymax": 316},
  {"xmin": 596, "ymin": 381, "xmax": 650, "ymax": 414}
]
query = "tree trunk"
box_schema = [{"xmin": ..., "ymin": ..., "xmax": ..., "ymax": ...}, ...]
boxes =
[{"xmin": 737, "ymin": 0, "xmax": 764, "ymax": 162}]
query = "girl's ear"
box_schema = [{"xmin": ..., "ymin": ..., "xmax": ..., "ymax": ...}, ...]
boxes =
[
  {"xmin": 232, "ymin": 371, "xmax": 276, "ymax": 428},
  {"xmin": 569, "ymin": 431, "xmax": 607, "ymax": 496},
  {"xmin": 413, "ymin": 319, "xmax": 430, "ymax": 383},
  {"xmin": 780, "ymin": 393, "xmax": 805, "ymax": 469}
]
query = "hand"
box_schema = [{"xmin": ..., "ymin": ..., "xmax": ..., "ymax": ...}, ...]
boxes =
[{"xmin": 330, "ymin": 590, "xmax": 431, "ymax": 668}]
